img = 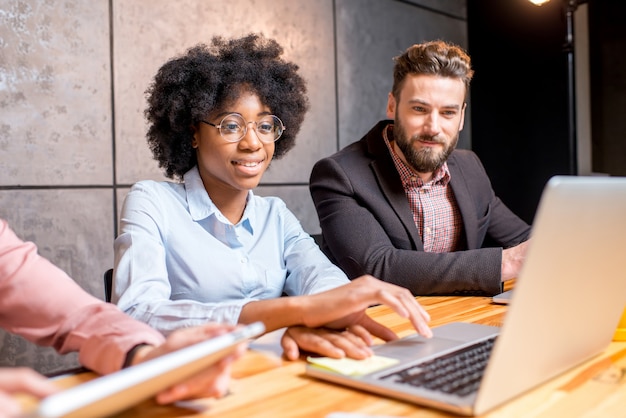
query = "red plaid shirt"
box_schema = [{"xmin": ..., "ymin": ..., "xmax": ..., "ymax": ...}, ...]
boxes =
[{"xmin": 384, "ymin": 125, "xmax": 462, "ymax": 253}]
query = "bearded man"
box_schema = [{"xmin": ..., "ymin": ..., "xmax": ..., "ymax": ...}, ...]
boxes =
[{"xmin": 309, "ymin": 40, "xmax": 530, "ymax": 296}]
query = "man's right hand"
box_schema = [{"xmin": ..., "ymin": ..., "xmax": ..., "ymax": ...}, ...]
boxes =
[{"xmin": 501, "ymin": 240, "xmax": 530, "ymax": 282}]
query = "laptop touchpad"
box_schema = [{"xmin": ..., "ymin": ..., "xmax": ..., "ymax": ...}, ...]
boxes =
[{"xmin": 373, "ymin": 334, "xmax": 464, "ymax": 362}]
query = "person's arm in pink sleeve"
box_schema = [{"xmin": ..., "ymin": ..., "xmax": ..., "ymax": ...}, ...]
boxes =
[{"xmin": 0, "ymin": 219, "xmax": 164, "ymax": 375}]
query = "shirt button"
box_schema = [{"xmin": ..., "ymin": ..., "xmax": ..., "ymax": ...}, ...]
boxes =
[
  {"xmin": 240, "ymin": 257, "xmax": 248, "ymax": 264},
  {"xmin": 425, "ymin": 227, "xmax": 432, "ymax": 234}
]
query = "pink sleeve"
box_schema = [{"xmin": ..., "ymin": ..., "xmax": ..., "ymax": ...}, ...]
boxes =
[{"xmin": 0, "ymin": 219, "xmax": 165, "ymax": 375}]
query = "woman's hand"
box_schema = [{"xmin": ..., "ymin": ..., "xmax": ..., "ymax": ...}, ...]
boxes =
[
  {"xmin": 279, "ymin": 274, "xmax": 434, "ymax": 361},
  {"xmin": 300, "ymin": 275, "xmax": 432, "ymax": 339},
  {"xmin": 280, "ymin": 325, "xmax": 376, "ymax": 361}
]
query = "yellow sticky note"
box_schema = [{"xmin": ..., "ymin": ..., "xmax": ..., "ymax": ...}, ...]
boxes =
[{"xmin": 307, "ymin": 355, "xmax": 399, "ymax": 376}]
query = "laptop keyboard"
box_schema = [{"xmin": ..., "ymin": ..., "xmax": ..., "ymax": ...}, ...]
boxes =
[{"xmin": 379, "ymin": 336, "xmax": 497, "ymax": 397}]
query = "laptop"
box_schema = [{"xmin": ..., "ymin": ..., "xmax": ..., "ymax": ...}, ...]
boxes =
[
  {"xmin": 492, "ymin": 289, "xmax": 512, "ymax": 304},
  {"xmin": 30, "ymin": 321, "xmax": 265, "ymax": 418},
  {"xmin": 306, "ymin": 175, "xmax": 626, "ymax": 416}
]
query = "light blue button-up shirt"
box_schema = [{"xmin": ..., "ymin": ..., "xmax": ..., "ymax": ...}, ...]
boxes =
[{"xmin": 113, "ymin": 166, "xmax": 349, "ymax": 335}]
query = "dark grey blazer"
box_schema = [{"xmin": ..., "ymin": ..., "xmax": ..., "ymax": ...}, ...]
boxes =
[{"xmin": 309, "ymin": 120, "xmax": 531, "ymax": 296}]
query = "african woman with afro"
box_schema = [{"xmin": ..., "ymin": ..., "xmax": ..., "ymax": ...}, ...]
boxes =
[{"xmin": 113, "ymin": 33, "xmax": 432, "ymax": 362}]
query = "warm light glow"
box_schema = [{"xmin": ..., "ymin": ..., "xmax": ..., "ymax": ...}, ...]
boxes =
[{"xmin": 528, "ymin": 0, "xmax": 551, "ymax": 5}]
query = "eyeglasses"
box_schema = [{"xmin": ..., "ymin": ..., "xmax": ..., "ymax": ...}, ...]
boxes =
[{"xmin": 201, "ymin": 113, "xmax": 285, "ymax": 143}]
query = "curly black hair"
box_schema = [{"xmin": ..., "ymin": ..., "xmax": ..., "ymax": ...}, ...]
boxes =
[{"xmin": 144, "ymin": 33, "xmax": 310, "ymax": 180}]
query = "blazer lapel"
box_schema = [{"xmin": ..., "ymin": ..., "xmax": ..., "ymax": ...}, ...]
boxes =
[
  {"xmin": 366, "ymin": 122, "xmax": 424, "ymax": 250},
  {"xmin": 447, "ymin": 153, "xmax": 479, "ymax": 248}
]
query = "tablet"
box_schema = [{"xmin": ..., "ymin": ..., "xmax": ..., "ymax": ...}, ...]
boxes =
[{"xmin": 32, "ymin": 321, "xmax": 265, "ymax": 418}]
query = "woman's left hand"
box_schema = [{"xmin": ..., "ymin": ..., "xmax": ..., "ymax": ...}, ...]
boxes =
[{"xmin": 280, "ymin": 325, "xmax": 376, "ymax": 361}]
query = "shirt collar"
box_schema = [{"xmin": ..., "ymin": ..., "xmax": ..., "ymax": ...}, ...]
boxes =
[
  {"xmin": 183, "ymin": 166, "xmax": 254, "ymax": 233},
  {"xmin": 383, "ymin": 124, "xmax": 451, "ymax": 188}
]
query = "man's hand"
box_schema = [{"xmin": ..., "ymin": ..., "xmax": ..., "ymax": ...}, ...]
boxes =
[{"xmin": 501, "ymin": 240, "xmax": 530, "ymax": 282}]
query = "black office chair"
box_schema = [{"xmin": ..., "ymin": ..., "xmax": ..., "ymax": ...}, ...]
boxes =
[
  {"xmin": 103, "ymin": 268, "xmax": 113, "ymax": 303},
  {"xmin": 311, "ymin": 233, "xmax": 323, "ymax": 247}
]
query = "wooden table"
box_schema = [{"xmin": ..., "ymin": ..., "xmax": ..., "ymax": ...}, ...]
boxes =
[{"xmin": 25, "ymin": 291, "xmax": 626, "ymax": 417}]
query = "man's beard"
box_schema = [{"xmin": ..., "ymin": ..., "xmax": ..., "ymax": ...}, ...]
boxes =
[{"xmin": 393, "ymin": 122, "xmax": 458, "ymax": 174}]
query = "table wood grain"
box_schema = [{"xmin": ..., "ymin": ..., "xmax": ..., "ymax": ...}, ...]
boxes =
[{"xmin": 19, "ymin": 282, "xmax": 626, "ymax": 417}]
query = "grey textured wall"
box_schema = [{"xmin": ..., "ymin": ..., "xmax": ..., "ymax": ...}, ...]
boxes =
[{"xmin": 0, "ymin": 0, "xmax": 467, "ymax": 374}]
